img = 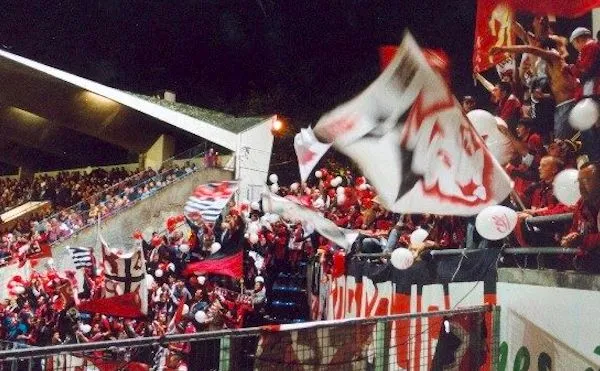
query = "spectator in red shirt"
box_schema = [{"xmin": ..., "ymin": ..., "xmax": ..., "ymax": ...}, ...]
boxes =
[
  {"xmin": 502, "ymin": 119, "xmax": 545, "ymax": 200},
  {"xmin": 522, "ymin": 156, "xmax": 570, "ymax": 216},
  {"xmin": 560, "ymin": 162, "xmax": 600, "ymax": 272},
  {"xmin": 495, "ymin": 81, "xmax": 522, "ymax": 132},
  {"xmin": 570, "ymin": 27, "xmax": 600, "ymax": 97}
]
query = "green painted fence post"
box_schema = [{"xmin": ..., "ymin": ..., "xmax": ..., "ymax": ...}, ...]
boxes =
[
  {"xmin": 493, "ymin": 306, "xmax": 501, "ymax": 371},
  {"xmin": 375, "ymin": 320, "xmax": 389, "ymax": 371},
  {"xmin": 219, "ymin": 335, "xmax": 231, "ymax": 371}
]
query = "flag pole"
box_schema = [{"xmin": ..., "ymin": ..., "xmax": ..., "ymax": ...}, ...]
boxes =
[{"xmin": 510, "ymin": 190, "xmax": 526, "ymax": 211}]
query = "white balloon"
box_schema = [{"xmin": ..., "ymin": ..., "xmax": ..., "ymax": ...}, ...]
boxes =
[
  {"xmin": 195, "ymin": 310, "xmax": 208, "ymax": 323},
  {"xmin": 467, "ymin": 110, "xmax": 513, "ymax": 165},
  {"xmin": 313, "ymin": 198, "xmax": 325, "ymax": 209},
  {"xmin": 155, "ymin": 269, "xmax": 164, "ymax": 278},
  {"xmin": 179, "ymin": 244, "xmax": 190, "ymax": 253},
  {"xmin": 410, "ymin": 228, "xmax": 429, "ymax": 245},
  {"xmin": 337, "ymin": 193, "xmax": 346, "ymax": 205},
  {"xmin": 249, "ymin": 233, "xmax": 259, "ymax": 244},
  {"xmin": 390, "ymin": 248, "xmax": 414, "ymax": 270},
  {"xmin": 358, "ymin": 183, "xmax": 368, "ymax": 191},
  {"xmin": 290, "ymin": 183, "xmax": 299, "ymax": 191},
  {"xmin": 14, "ymin": 286, "xmax": 25, "ymax": 295},
  {"xmin": 182, "ymin": 304, "xmax": 190, "ymax": 316},
  {"xmin": 270, "ymin": 183, "xmax": 280, "ymax": 193},
  {"xmin": 251, "ymin": 201, "xmax": 260, "ymax": 211},
  {"xmin": 210, "ymin": 242, "xmax": 222, "ymax": 254},
  {"xmin": 553, "ymin": 169, "xmax": 581, "ymax": 206},
  {"xmin": 315, "ymin": 170, "xmax": 323, "ymax": 178},
  {"xmin": 569, "ymin": 98, "xmax": 600, "ymax": 131},
  {"xmin": 269, "ymin": 174, "xmax": 279, "ymax": 184},
  {"xmin": 331, "ymin": 176, "xmax": 342, "ymax": 187},
  {"xmin": 475, "ymin": 205, "xmax": 518, "ymax": 240},
  {"xmin": 336, "ymin": 186, "xmax": 345, "ymax": 195},
  {"xmin": 80, "ymin": 324, "xmax": 92, "ymax": 334}
]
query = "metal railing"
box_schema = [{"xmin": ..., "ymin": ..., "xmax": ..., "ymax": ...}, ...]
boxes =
[
  {"xmin": 7, "ymin": 145, "xmax": 229, "ymax": 246},
  {"xmin": 0, "ymin": 305, "xmax": 499, "ymax": 371}
]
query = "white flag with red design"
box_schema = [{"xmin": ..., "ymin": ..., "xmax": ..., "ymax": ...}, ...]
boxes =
[
  {"xmin": 294, "ymin": 126, "xmax": 332, "ymax": 182},
  {"xmin": 78, "ymin": 235, "xmax": 147, "ymax": 317},
  {"xmin": 313, "ymin": 32, "xmax": 512, "ymax": 216}
]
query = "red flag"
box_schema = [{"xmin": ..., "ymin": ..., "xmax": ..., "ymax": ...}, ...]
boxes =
[
  {"xmin": 28, "ymin": 241, "xmax": 52, "ymax": 259},
  {"xmin": 473, "ymin": 0, "xmax": 516, "ymax": 73},
  {"xmin": 167, "ymin": 298, "xmax": 186, "ymax": 333},
  {"xmin": 474, "ymin": 0, "xmax": 598, "ymax": 72},
  {"xmin": 510, "ymin": 0, "xmax": 600, "ymax": 17},
  {"xmin": 183, "ymin": 250, "xmax": 243, "ymax": 279},
  {"xmin": 79, "ymin": 290, "xmax": 145, "ymax": 318}
]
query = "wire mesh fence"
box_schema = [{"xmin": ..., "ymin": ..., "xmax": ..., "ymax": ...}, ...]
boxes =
[{"xmin": 0, "ymin": 305, "xmax": 498, "ymax": 371}]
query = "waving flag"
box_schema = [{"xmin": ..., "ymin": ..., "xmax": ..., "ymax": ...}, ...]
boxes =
[
  {"xmin": 314, "ymin": 32, "xmax": 512, "ymax": 216},
  {"xmin": 78, "ymin": 235, "xmax": 147, "ymax": 317},
  {"xmin": 67, "ymin": 246, "xmax": 95, "ymax": 269},
  {"xmin": 184, "ymin": 181, "xmax": 239, "ymax": 223},
  {"xmin": 294, "ymin": 126, "xmax": 332, "ymax": 182},
  {"xmin": 262, "ymin": 193, "xmax": 358, "ymax": 250},
  {"xmin": 183, "ymin": 250, "xmax": 243, "ymax": 279}
]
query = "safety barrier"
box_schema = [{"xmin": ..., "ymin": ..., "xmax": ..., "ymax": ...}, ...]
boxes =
[{"xmin": 0, "ymin": 305, "xmax": 499, "ymax": 371}]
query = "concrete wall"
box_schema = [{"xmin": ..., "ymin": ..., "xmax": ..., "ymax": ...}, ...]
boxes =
[
  {"xmin": 497, "ymin": 268, "xmax": 600, "ymax": 369},
  {"xmin": 50, "ymin": 167, "xmax": 233, "ymax": 275}
]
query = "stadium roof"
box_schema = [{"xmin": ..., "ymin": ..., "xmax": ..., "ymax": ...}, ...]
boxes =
[{"xmin": 0, "ymin": 48, "xmax": 268, "ymax": 173}]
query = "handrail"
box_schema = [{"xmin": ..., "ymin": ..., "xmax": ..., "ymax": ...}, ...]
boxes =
[
  {"xmin": 525, "ymin": 213, "xmax": 573, "ymax": 226},
  {"xmin": 0, "ymin": 305, "xmax": 491, "ymax": 361},
  {"xmin": 354, "ymin": 246, "xmax": 582, "ymax": 259}
]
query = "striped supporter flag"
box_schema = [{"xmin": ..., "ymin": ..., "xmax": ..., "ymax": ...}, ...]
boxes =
[
  {"xmin": 184, "ymin": 180, "xmax": 239, "ymax": 223},
  {"xmin": 66, "ymin": 246, "xmax": 94, "ymax": 269}
]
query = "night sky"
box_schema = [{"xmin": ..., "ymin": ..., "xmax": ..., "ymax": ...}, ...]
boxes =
[
  {"xmin": 0, "ymin": 0, "xmax": 478, "ymax": 123},
  {"xmin": 0, "ymin": 1, "xmax": 590, "ymax": 179}
]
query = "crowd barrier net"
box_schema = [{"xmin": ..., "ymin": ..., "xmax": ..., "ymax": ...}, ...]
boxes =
[{"xmin": 0, "ymin": 305, "xmax": 499, "ymax": 371}]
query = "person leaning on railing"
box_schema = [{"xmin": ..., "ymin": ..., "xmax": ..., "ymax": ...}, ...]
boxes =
[{"xmin": 559, "ymin": 161, "xmax": 600, "ymax": 272}]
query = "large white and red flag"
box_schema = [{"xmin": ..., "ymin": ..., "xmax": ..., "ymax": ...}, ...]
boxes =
[
  {"xmin": 294, "ymin": 126, "xmax": 332, "ymax": 182},
  {"xmin": 78, "ymin": 235, "xmax": 147, "ymax": 317},
  {"xmin": 314, "ymin": 32, "xmax": 513, "ymax": 216}
]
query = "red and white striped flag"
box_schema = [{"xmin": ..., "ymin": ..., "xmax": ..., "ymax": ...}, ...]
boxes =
[{"xmin": 184, "ymin": 180, "xmax": 239, "ymax": 223}]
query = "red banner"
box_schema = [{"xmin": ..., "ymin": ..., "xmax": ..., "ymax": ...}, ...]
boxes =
[
  {"xmin": 473, "ymin": 0, "xmax": 515, "ymax": 73},
  {"xmin": 474, "ymin": 0, "xmax": 598, "ymax": 72},
  {"xmin": 78, "ymin": 291, "xmax": 145, "ymax": 318},
  {"xmin": 183, "ymin": 250, "xmax": 243, "ymax": 279},
  {"xmin": 510, "ymin": 0, "xmax": 600, "ymax": 17}
]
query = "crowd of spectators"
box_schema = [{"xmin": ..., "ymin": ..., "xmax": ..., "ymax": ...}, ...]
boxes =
[
  {"xmin": 0, "ymin": 161, "xmax": 202, "ymax": 268},
  {"xmin": 0, "ymin": 16, "xmax": 599, "ymax": 369}
]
